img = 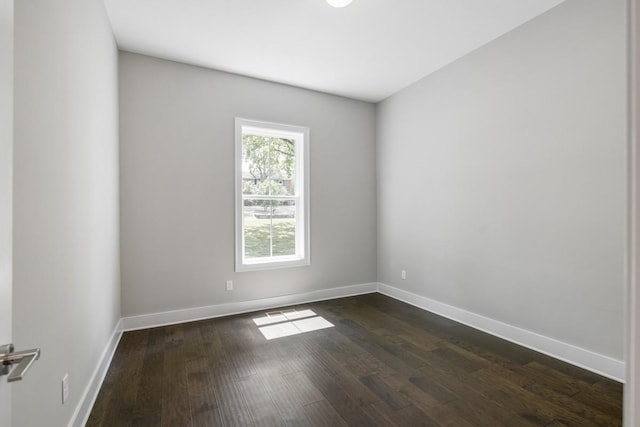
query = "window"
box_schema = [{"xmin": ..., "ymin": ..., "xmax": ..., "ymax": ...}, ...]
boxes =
[{"xmin": 235, "ymin": 118, "xmax": 310, "ymax": 271}]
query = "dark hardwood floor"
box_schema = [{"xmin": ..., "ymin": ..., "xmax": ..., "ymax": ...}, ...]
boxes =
[{"xmin": 87, "ymin": 293, "xmax": 622, "ymax": 426}]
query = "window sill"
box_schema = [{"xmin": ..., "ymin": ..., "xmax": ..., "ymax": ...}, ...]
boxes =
[{"xmin": 236, "ymin": 257, "xmax": 310, "ymax": 272}]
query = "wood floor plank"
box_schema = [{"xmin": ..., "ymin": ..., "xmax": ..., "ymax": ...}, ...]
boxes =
[
  {"xmin": 334, "ymin": 319, "xmax": 425, "ymax": 377},
  {"xmin": 300, "ymin": 352, "xmax": 388, "ymax": 426},
  {"xmin": 86, "ymin": 335, "xmax": 132, "ymax": 427},
  {"xmin": 206, "ymin": 339, "xmax": 256, "ymax": 426},
  {"xmin": 279, "ymin": 370, "xmax": 325, "ymax": 407},
  {"xmin": 530, "ymin": 351, "xmax": 607, "ymax": 386},
  {"xmin": 522, "ymin": 382, "xmax": 621, "ymax": 427},
  {"xmin": 209, "ymin": 369, "xmax": 255, "ymax": 426},
  {"xmin": 164, "ymin": 324, "xmax": 184, "ymax": 349},
  {"xmin": 94, "ymin": 330, "xmax": 149, "ymax": 427},
  {"xmin": 186, "ymin": 357, "xmax": 222, "ymax": 427},
  {"xmin": 301, "ymin": 399, "xmax": 349, "ymax": 427},
  {"xmin": 593, "ymin": 378, "xmax": 624, "ymax": 396},
  {"xmin": 470, "ymin": 367, "xmax": 600, "ymax": 427},
  {"xmin": 429, "ymin": 345, "xmax": 488, "ymax": 373},
  {"xmin": 544, "ymin": 421, "xmax": 572, "ymax": 427},
  {"xmin": 341, "ymin": 300, "xmax": 444, "ymax": 351},
  {"xmin": 391, "ymin": 404, "xmax": 442, "ymax": 427},
  {"xmin": 131, "ymin": 328, "xmax": 165, "ymax": 426},
  {"xmin": 426, "ymin": 345, "xmax": 598, "ymax": 426},
  {"xmin": 313, "ymin": 331, "xmax": 443, "ymax": 426},
  {"xmin": 218, "ymin": 316, "xmax": 261, "ymax": 380},
  {"xmin": 383, "ymin": 373, "xmax": 476, "ymax": 427},
  {"xmin": 408, "ymin": 375, "xmax": 458, "ymax": 404},
  {"xmin": 475, "ymin": 362, "xmax": 620, "ymax": 426},
  {"xmin": 410, "ymin": 370, "xmax": 530, "ymax": 427},
  {"xmin": 416, "ymin": 353, "xmax": 543, "ymax": 426},
  {"xmin": 320, "ymin": 326, "xmax": 462, "ymax": 426},
  {"xmin": 181, "ymin": 321, "xmax": 207, "ymax": 362},
  {"xmin": 524, "ymin": 361, "xmax": 622, "ymax": 415},
  {"xmin": 87, "ymin": 295, "xmax": 623, "ymax": 427},
  {"xmin": 236, "ymin": 373, "xmax": 282, "ymax": 426},
  {"xmin": 161, "ymin": 344, "xmax": 191, "ymax": 427},
  {"xmin": 267, "ymin": 370, "xmax": 320, "ymax": 424},
  {"xmin": 360, "ymin": 374, "xmax": 411, "ymax": 410}
]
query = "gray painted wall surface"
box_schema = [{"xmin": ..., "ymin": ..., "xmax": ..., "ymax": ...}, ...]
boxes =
[
  {"xmin": 119, "ymin": 52, "xmax": 377, "ymax": 317},
  {"xmin": 376, "ymin": 0, "xmax": 627, "ymax": 359},
  {"xmin": 13, "ymin": 0, "xmax": 120, "ymax": 425},
  {"xmin": 0, "ymin": 0, "xmax": 13, "ymax": 422},
  {"xmin": 626, "ymin": 1, "xmax": 640, "ymax": 422}
]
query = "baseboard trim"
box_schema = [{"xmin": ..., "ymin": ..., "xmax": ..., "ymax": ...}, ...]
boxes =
[
  {"xmin": 120, "ymin": 282, "xmax": 378, "ymax": 331},
  {"xmin": 378, "ymin": 283, "xmax": 625, "ymax": 382},
  {"xmin": 69, "ymin": 319, "xmax": 123, "ymax": 427}
]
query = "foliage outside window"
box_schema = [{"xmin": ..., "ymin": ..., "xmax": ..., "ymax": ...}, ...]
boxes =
[{"xmin": 235, "ymin": 118, "xmax": 310, "ymax": 271}]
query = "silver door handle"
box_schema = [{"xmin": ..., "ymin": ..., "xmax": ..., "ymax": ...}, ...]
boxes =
[{"xmin": 0, "ymin": 344, "xmax": 41, "ymax": 382}]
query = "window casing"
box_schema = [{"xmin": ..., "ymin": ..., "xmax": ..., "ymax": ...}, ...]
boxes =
[{"xmin": 235, "ymin": 118, "xmax": 310, "ymax": 272}]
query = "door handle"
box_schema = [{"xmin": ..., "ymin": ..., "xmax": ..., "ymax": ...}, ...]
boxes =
[{"xmin": 0, "ymin": 344, "xmax": 41, "ymax": 382}]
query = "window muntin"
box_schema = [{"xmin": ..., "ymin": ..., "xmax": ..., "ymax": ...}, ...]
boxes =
[{"xmin": 235, "ymin": 118, "xmax": 309, "ymax": 271}]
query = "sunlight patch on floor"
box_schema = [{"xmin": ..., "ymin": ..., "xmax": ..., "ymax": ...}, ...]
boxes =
[{"xmin": 253, "ymin": 309, "xmax": 334, "ymax": 340}]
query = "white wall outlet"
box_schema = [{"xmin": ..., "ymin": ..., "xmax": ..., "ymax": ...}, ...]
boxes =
[
  {"xmin": 401, "ymin": 270, "xmax": 407, "ymax": 280},
  {"xmin": 62, "ymin": 373, "xmax": 69, "ymax": 404},
  {"xmin": 225, "ymin": 280, "xmax": 233, "ymax": 291}
]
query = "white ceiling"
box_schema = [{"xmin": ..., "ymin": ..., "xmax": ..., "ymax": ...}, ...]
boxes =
[{"xmin": 103, "ymin": 0, "xmax": 565, "ymax": 102}]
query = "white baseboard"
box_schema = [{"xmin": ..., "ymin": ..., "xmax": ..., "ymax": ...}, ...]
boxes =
[
  {"xmin": 120, "ymin": 282, "xmax": 378, "ymax": 331},
  {"xmin": 378, "ymin": 283, "xmax": 625, "ymax": 382},
  {"xmin": 69, "ymin": 319, "xmax": 123, "ymax": 427}
]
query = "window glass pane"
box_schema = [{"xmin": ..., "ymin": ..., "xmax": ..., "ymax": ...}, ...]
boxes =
[
  {"xmin": 267, "ymin": 137, "xmax": 296, "ymax": 196},
  {"xmin": 271, "ymin": 200, "xmax": 296, "ymax": 257},
  {"xmin": 242, "ymin": 134, "xmax": 296, "ymax": 197},
  {"xmin": 243, "ymin": 199, "xmax": 272, "ymax": 259},
  {"xmin": 243, "ymin": 199, "xmax": 296, "ymax": 259}
]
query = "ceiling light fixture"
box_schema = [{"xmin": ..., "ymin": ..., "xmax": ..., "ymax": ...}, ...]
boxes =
[{"xmin": 326, "ymin": 0, "xmax": 353, "ymax": 8}]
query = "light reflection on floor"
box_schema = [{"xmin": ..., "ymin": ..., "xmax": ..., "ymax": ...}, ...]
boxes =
[{"xmin": 252, "ymin": 309, "xmax": 334, "ymax": 340}]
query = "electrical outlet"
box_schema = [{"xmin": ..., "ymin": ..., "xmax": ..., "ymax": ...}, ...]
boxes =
[
  {"xmin": 225, "ymin": 280, "xmax": 233, "ymax": 291},
  {"xmin": 62, "ymin": 373, "xmax": 69, "ymax": 404},
  {"xmin": 401, "ymin": 270, "xmax": 407, "ymax": 280}
]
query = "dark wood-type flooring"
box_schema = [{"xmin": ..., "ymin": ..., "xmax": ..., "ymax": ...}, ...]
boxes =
[{"xmin": 87, "ymin": 293, "xmax": 623, "ymax": 426}]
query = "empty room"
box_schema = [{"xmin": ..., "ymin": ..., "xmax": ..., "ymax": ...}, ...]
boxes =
[{"xmin": 1, "ymin": 0, "xmax": 640, "ymax": 426}]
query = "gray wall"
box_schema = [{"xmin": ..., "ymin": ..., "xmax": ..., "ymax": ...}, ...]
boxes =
[
  {"xmin": 627, "ymin": 0, "xmax": 640, "ymax": 421},
  {"xmin": 376, "ymin": 0, "xmax": 627, "ymax": 359},
  {"xmin": 12, "ymin": 0, "xmax": 120, "ymax": 425},
  {"xmin": 0, "ymin": 0, "xmax": 13, "ymax": 421},
  {"xmin": 119, "ymin": 52, "xmax": 377, "ymax": 317}
]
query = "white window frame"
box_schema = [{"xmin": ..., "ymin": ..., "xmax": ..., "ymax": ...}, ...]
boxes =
[{"xmin": 235, "ymin": 117, "xmax": 310, "ymax": 272}]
